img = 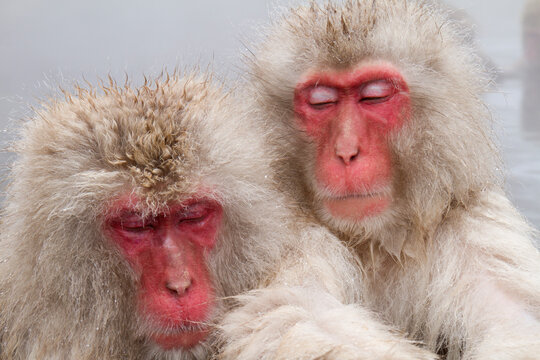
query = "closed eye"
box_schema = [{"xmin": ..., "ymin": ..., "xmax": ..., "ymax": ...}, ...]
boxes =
[
  {"xmin": 359, "ymin": 80, "xmax": 395, "ymax": 103},
  {"xmin": 110, "ymin": 212, "xmax": 155, "ymax": 233},
  {"xmin": 178, "ymin": 213, "xmax": 208, "ymax": 224},
  {"xmin": 308, "ymin": 86, "xmax": 338, "ymax": 107},
  {"xmin": 176, "ymin": 204, "xmax": 214, "ymax": 226},
  {"xmin": 120, "ymin": 223, "xmax": 155, "ymax": 233}
]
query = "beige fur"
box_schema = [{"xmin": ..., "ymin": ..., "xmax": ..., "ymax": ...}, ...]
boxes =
[
  {"xmin": 217, "ymin": 222, "xmax": 436, "ymax": 359},
  {"xmin": 0, "ymin": 72, "xmax": 388, "ymax": 359},
  {"xmin": 240, "ymin": 0, "xmax": 540, "ymax": 359}
]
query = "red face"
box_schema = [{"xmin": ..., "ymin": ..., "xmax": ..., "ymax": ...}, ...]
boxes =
[
  {"xmin": 293, "ymin": 63, "xmax": 410, "ymax": 221},
  {"xmin": 104, "ymin": 195, "xmax": 223, "ymax": 350}
]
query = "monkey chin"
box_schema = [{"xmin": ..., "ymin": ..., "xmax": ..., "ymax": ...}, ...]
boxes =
[
  {"xmin": 323, "ymin": 194, "xmax": 390, "ymax": 221},
  {"xmin": 146, "ymin": 313, "xmax": 213, "ymax": 350},
  {"xmin": 151, "ymin": 329, "xmax": 209, "ymax": 350}
]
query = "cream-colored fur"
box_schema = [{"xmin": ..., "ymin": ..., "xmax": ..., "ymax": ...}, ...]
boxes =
[
  {"xmin": 0, "ymin": 72, "xmax": 430, "ymax": 359},
  {"xmin": 218, "ymin": 223, "xmax": 435, "ymax": 359},
  {"xmin": 239, "ymin": 0, "xmax": 540, "ymax": 358}
]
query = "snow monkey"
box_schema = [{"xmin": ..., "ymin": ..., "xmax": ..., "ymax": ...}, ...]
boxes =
[
  {"xmin": 0, "ymin": 71, "xmax": 438, "ymax": 360},
  {"xmin": 232, "ymin": 0, "xmax": 540, "ymax": 359}
]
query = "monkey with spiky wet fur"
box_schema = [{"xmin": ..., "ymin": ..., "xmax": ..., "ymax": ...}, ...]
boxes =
[
  {"xmin": 225, "ymin": 0, "xmax": 540, "ymax": 359},
  {"xmin": 0, "ymin": 71, "xmax": 440, "ymax": 360}
]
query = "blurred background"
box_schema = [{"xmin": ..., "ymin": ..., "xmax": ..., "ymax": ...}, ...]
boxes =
[{"xmin": 0, "ymin": 0, "xmax": 539, "ymax": 231}]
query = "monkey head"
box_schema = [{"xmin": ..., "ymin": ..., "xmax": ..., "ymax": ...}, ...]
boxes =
[
  {"xmin": 250, "ymin": 0, "xmax": 500, "ymax": 254},
  {"xmin": 0, "ymin": 73, "xmax": 282, "ymax": 359}
]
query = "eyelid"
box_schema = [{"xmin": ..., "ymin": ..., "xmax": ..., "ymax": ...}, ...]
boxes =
[
  {"xmin": 121, "ymin": 220, "xmax": 153, "ymax": 229},
  {"xmin": 359, "ymin": 80, "xmax": 395, "ymax": 99},
  {"xmin": 110, "ymin": 212, "xmax": 154, "ymax": 231},
  {"xmin": 178, "ymin": 205, "xmax": 210, "ymax": 222},
  {"xmin": 308, "ymin": 86, "xmax": 338, "ymax": 105}
]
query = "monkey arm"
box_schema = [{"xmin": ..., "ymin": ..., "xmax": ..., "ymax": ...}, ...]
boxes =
[
  {"xmin": 414, "ymin": 190, "xmax": 540, "ymax": 359},
  {"xmin": 217, "ymin": 287, "xmax": 438, "ymax": 360},
  {"xmin": 460, "ymin": 279, "xmax": 540, "ymax": 360},
  {"xmin": 217, "ymin": 224, "xmax": 438, "ymax": 360},
  {"xmin": 450, "ymin": 190, "xmax": 540, "ymax": 359}
]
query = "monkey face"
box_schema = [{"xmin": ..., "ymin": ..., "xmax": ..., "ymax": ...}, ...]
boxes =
[
  {"xmin": 104, "ymin": 194, "xmax": 223, "ymax": 350},
  {"xmin": 293, "ymin": 62, "xmax": 410, "ymax": 223}
]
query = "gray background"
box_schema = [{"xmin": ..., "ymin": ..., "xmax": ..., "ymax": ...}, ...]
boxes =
[{"xmin": 1, "ymin": 0, "xmax": 539, "ymax": 230}]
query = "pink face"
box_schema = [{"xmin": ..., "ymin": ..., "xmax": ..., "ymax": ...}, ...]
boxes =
[
  {"xmin": 293, "ymin": 63, "xmax": 410, "ymax": 221},
  {"xmin": 104, "ymin": 195, "xmax": 223, "ymax": 350}
]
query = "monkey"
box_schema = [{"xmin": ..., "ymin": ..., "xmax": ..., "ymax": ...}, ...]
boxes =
[
  {"xmin": 0, "ymin": 71, "xmax": 439, "ymax": 360},
  {"xmin": 230, "ymin": 1, "xmax": 540, "ymax": 359}
]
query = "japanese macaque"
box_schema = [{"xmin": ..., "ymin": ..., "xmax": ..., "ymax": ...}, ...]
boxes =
[
  {"xmin": 0, "ymin": 71, "xmax": 437, "ymax": 360},
  {"xmin": 235, "ymin": 0, "xmax": 540, "ymax": 359}
]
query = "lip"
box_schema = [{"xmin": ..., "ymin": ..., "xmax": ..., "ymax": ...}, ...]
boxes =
[
  {"xmin": 151, "ymin": 325, "xmax": 210, "ymax": 350},
  {"xmin": 316, "ymin": 182, "xmax": 392, "ymax": 201},
  {"xmin": 158, "ymin": 322, "xmax": 208, "ymax": 333},
  {"xmin": 330, "ymin": 192, "xmax": 385, "ymax": 200},
  {"xmin": 322, "ymin": 191, "xmax": 391, "ymax": 220}
]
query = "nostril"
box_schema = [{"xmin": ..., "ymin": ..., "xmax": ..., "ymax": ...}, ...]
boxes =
[
  {"xmin": 336, "ymin": 148, "xmax": 359, "ymax": 165},
  {"xmin": 165, "ymin": 272, "xmax": 192, "ymax": 296}
]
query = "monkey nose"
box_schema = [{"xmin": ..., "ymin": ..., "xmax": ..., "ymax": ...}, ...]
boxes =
[
  {"xmin": 166, "ymin": 270, "xmax": 192, "ymax": 296},
  {"xmin": 335, "ymin": 146, "xmax": 359, "ymax": 165}
]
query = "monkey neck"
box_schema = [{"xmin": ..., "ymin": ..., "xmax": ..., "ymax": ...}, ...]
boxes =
[
  {"xmin": 342, "ymin": 192, "xmax": 482, "ymax": 266},
  {"xmin": 346, "ymin": 225, "xmax": 430, "ymax": 266}
]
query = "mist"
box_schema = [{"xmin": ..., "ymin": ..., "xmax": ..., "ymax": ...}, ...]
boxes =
[{"xmin": 0, "ymin": 0, "xmax": 539, "ymax": 229}]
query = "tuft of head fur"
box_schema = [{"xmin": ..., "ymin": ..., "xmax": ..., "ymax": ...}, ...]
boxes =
[
  {"xmin": 247, "ymin": 0, "xmax": 502, "ymax": 257},
  {"xmin": 0, "ymin": 71, "xmax": 304, "ymax": 359}
]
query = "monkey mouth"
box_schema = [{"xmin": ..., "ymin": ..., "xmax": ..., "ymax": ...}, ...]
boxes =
[
  {"xmin": 159, "ymin": 323, "xmax": 208, "ymax": 334},
  {"xmin": 320, "ymin": 188, "xmax": 392, "ymax": 220},
  {"xmin": 315, "ymin": 181, "xmax": 392, "ymax": 202},
  {"xmin": 150, "ymin": 323, "xmax": 211, "ymax": 350},
  {"xmin": 330, "ymin": 192, "xmax": 385, "ymax": 200},
  {"xmin": 320, "ymin": 186, "xmax": 392, "ymax": 202},
  {"xmin": 149, "ymin": 317, "xmax": 211, "ymax": 336}
]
